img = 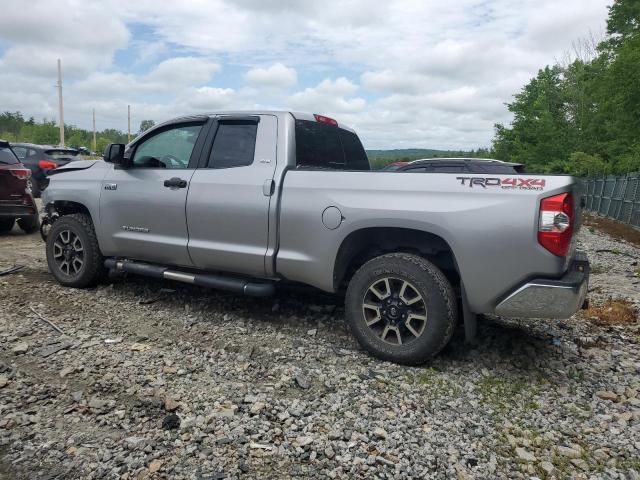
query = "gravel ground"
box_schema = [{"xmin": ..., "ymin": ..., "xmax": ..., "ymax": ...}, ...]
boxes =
[{"xmin": 0, "ymin": 221, "xmax": 639, "ymax": 480}]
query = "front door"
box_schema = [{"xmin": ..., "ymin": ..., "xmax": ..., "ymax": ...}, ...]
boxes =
[
  {"xmin": 99, "ymin": 121, "xmax": 206, "ymax": 267},
  {"xmin": 186, "ymin": 115, "xmax": 278, "ymax": 276}
]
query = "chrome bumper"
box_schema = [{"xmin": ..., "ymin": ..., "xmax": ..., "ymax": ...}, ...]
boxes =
[{"xmin": 494, "ymin": 251, "xmax": 589, "ymax": 319}]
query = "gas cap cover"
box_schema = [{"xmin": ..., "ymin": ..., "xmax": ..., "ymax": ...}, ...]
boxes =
[{"xmin": 322, "ymin": 206, "xmax": 343, "ymax": 230}]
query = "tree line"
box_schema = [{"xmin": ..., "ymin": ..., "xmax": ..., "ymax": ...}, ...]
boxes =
[
  {"xmin": 367, "ymin": 148, "xmax": 491, "ymax": 170},
  {"xmin": 491, "ymin": 0, "xmax": 640, "ymax": 176},
  {"xmin": 0, "ymin": 112, "xmax": 155, "ymax": 154}
]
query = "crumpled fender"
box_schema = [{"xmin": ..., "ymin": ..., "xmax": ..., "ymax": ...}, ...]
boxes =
[{"xmin": 46, "ymin": 160, "xmax": 101, "ymax": 176}]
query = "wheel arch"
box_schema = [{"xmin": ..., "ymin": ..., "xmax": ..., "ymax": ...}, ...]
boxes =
[
  {"xmin": 333, "ymin": 226, "xmax": 461, "ymax": 293},
  {"xmin": 49, "ymin": 200, "xmax": 93, "ymax": 219},
  {"xmin": 45, "ymin": 200, "xmax": 102, "ymax": 247}
]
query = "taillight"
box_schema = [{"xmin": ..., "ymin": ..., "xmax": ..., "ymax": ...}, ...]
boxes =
[
  {"xmin": 314, "ymin": 114, "xmax": 338, "ymax": 126},
  {"xmin": 38, "ymin": 160, "xmax": 58, "ymax": 169},
  {"xmin": 537, "ymin": 192, "xmax": 574, "ymax": 256},
  {"xmin": 9, "ymin": 168, "xmax": 31, "ymax": 180}
]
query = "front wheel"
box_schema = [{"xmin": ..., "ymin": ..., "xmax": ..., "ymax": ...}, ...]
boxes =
[
  {"xmin": 46, "ymin": 213, "xmax": 104, "ymax": 288},
  {"xmin": 345, "ymin": 253, "xmax": 457, "ymax": 365}
]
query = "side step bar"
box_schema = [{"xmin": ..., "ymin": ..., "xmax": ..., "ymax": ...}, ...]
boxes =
[{"xmin": 104, "ymin": 259, "xmax": 275, "ymax": 297}]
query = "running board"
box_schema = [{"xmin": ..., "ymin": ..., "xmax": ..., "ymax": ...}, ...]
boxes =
[{"xmin": 104, "ymin": 259, "xmax": 275, "ymax": 297}]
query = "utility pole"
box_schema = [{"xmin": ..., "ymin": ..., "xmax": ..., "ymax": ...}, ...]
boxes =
[
  {"xmin": 92, "ymin": 108, "xmax": 97, "ymax": 153},
  {"xmin": 127, "ymin": 104, "xmax": 131, "ymax": 143},
  {"xmin": 57, "ymin": 59, "xmax": 65, "ymax": 146}
]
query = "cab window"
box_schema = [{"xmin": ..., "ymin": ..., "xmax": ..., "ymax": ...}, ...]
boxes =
[
  {"xmin": 132, "ymin": 123, "xmax": 203, "ymax": 169},
  {"xmin": 207, "ymin": 121, "xmax": 258, "ymax": 168}
]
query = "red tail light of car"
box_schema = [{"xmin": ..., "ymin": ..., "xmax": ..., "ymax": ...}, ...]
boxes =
[
  {"xmin": 9, "ymin": 168, "xmax": 32, "ymax": 180},
  {"xmin": 314, "ymin": 114, "xmax": 338, "ymax": 126},
  {"xmin": 537, "ymin": 192, "xmax": 574, "ymax": 257},
  {"xmin": 38, "ymin": 160, "xmax": 58, "ymax": 169}
]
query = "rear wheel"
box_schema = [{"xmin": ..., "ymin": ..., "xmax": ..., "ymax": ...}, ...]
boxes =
[
  {"xmin": 18, "ymin": 215, "xmax": 40, "ymax": 234},
  {"xmin": 0, "ymin": 218, "xmax": 15, "ymax": 234},
  {"xmin": 46, "ymin": 213, "xmax": 104, "ymax": 288},
  {"xmin": 345, "ymin": 253, "xmax": 457, "ymax": 365}
]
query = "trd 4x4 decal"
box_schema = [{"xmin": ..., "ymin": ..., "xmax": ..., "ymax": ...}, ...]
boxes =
[{"xmin": 456, "ymin": 177, "xmax": 546, "ymax": 191}]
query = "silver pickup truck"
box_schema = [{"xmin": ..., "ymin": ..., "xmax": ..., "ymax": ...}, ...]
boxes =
[{"xmin": 41, "ymin": 111, "xmax": 589, "ymax": 364}]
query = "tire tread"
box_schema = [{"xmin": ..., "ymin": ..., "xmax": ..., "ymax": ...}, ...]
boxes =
[
  {"xmin": 46, "ymin": 213, "xmax": 104, "ymax": 288},
  {"xmin": 345, "ymin": 253, "xmax": 457, "ymax": 365}
]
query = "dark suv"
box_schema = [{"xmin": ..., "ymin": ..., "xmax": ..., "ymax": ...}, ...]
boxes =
[
  {"xmin": 0, "ymin": 141, "xmax": 39, "ymax": 234},
  {"xmin": 11, "ymin": 143, "xmax": 81, "ymax": 197},
  {"xmin": 396, "ymin": 158, "xmax": 525, "ymax": 174}
]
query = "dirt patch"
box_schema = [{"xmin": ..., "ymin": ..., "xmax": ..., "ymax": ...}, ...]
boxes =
[
  {"xmin": 582, "ymin": 298, "xmax": 638, "ymax": 326},
  {"xmin": 583, "ymin": 213, "xmax": 640, "ymax": 247}
]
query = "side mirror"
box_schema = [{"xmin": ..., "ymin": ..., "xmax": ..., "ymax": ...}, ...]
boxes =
[{"xmin": 103, "ymin": 143, "xmax": 126, "ymax": 165}]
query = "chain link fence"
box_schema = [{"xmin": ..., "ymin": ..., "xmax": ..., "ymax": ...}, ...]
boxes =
[{"xmin": 582, "ymin": 172, "xmax": 640, "ymax": 228}]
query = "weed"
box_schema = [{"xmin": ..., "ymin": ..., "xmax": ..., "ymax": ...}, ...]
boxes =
[
  {"xmin": 477, "ymin": 375, "xmax": 534, "ymax": 412},
  {"xmin": 618, "ymin": 457, "xmax": 640, "ymax": 470},
  {"xmin": 416, "ymin": 368, "xmax": 459, "ymax": 395},
  {"xmin": 582, "ymin": 297, "xmax": 637, "ymax": 326}
]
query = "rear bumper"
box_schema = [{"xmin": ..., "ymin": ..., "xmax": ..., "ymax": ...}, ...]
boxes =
[
  {"xmin": 0, "ymin": 204, "xmax": 37, "ymax": 217},
  {"xmin": 0, "ymin": 196, "xmax": 37, "ymax": 218},
  {"xmin": 494, "ymin": 251, "xmax": 589, "ymax": 319}
]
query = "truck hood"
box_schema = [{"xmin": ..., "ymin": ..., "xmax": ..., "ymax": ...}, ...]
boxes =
[{"xmin": 46, "ymin": 159, "xmax": 103, "ymax": 176}]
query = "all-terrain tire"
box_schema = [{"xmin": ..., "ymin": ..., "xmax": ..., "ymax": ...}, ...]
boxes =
[
  {"xmin": 46, "ymin": 213, "xmax": 105, "ymax": 288},
  {"xmin": 345, "ymin": 253, "xmax": 457, "ymax": 365}
]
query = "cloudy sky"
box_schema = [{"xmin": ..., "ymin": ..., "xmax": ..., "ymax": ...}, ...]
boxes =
[{"xmin": 0, "ymin": 0, "xmax": 611, "ymax": 149}]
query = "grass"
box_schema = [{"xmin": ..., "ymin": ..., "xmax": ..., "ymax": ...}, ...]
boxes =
[
  {"xmin": 582, "ymin": 298, "xmax": 637, "ymax": 326},
  {"xmin": 477, "ymin": 375, "xmax": 535, "ymax": 412},
  {"xmin": 414, "ymin": 368, "xmax": 460, "ymax": 396},
  {"xmin": 617, "ymin": 457, "xmax": 640, "ymax": 470}
]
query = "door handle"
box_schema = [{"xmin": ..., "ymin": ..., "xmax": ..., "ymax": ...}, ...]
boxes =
[
  {"xmin": 263, "ymin": 179, "xmax": 275, "ymax": 197},
  {"xmin": 164, "ymin": 177, "xmax": 187, "ymax": 188}
]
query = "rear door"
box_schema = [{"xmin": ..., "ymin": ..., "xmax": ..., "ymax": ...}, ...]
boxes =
[
  {"xmin": 186, "ymin": 115, "xmax": 278, "ymax": 276},
  {"xmin": 99, "ymin": 120, "xmax": 208, "ymax": 266}
]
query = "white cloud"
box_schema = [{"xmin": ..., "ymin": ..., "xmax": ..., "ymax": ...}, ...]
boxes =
[
  {"xmin": 244, "ymin": 63, "xmax": 297, "ymax": 89},
  {"xmin": 147, "ymin": 57, "xmax": 220, "ymax": 87},
  {"xmin": 288, "ymin": 78, "xmax": 366, "ymax": 114},
  {"xmin": 177, "ymin": 87, "xmax": 238, "ymax": 111},
  {"xmin": 0, "ymin": 0, "xmax": 612, "ymax": 149}
]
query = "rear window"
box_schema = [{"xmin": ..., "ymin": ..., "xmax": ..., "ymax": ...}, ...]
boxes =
[
  {"xmin": 0, "ymin": 147, "xmax": 19, "ymax": 165},
  {"xmin": 45, "ymin": 149, "xmax": 80, "ymax": 159},
  {"xmin": 207, "ymin": 121, "xmax": 258, "ymax": 168},
  {"xmin": 339, "ymin": 129, "xmax": 369, "ymax": 170},
  {"xmin": 295, "ymin": 120, "xmax": 369, "ymax": 170},
  {"xmin": 468, "ymin": 163, "xmax": 523, "ymax": 174},
  {"xmin": 431, "ymin": 165, "xmax": 465, "ymax": 173},
  {"xmin": 11, "ymin": 146, "xmax": 28, "ymax": 159},
  {"xmin": 401, "ymin": 164, "xmax": 465, "ymax": 173}
]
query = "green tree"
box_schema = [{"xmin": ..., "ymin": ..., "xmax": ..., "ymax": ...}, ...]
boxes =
[
  {"xmin": 0, "ymin": 110, "xmax": 129, "ymax": 152},
  {"xmin": 139, "ymin": 119, "xmax": 155, "ymax": 134},
  {"xmin": 607, "ymin": 0, "xmax": 640, "ymax": 45},
  {"xmin": 492, "ymin": 66, "xmax": 575, "ymax": 172},
  {"xmin": 568, "ymin": 152, "xmax": 607, "ymax": 176},
  {"xmin": 491, "ymin": 1, "xmax": 640, "ymax": 175}
]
